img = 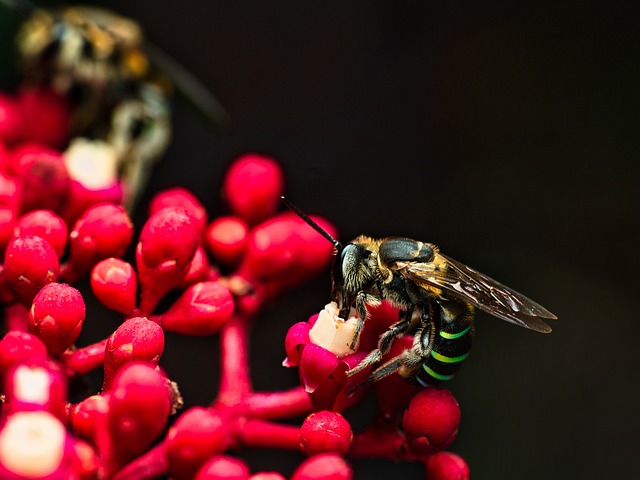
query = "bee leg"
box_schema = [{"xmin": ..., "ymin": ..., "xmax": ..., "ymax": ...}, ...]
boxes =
[
  {"xmin": 346, "ymin": 308, "xmax": 414, "ymax": 377},
  {"xmin": 348, "ymin": 291, "xmax": 381, "ymax": 351},
  {"xmin": 349, "ymin": 314, "xmax": 436, "ymax": 393}
]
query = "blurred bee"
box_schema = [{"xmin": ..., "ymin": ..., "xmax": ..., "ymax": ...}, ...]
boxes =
[
  {"xmin": 282, "ymin": 198, "xmax": 557, "ymax": 389},
  {"xmin": 3, "ymin": 0, "xmax": 228, "ymax": 208}
]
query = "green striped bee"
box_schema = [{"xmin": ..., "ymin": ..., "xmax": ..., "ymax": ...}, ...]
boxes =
[{"xmin": 282, "ymin": 198, "xmax": 557, "ymax": 389}]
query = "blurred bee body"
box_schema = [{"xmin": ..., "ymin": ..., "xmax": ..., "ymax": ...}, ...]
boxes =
[
  {"xmin": 281, "ymin": 198, "xmax": 557, "ymax": 389},
  {"xmin": 12, "ymin": 4, "xmax": 172, "ymax": 208},
  {"xmin": 17, "ymin": 6, "xmax": 148, "ymax": 91}
]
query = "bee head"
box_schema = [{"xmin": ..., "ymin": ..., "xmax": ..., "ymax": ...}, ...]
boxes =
[{"xmin": 332, "ymin": 243, "xmax": 371, "ymax": 295}]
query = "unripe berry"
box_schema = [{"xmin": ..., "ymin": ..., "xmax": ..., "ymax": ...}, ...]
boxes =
[
  {"xmin": 194, "ymin": 455, "xmax": 250, "ymax": 480},
  {"xmin": 165, "ymin": 407, "xmax": 229, "ymax": 480},
  {"xmin": 28, "ymin": 282, "xmax": 85, "ymax": 356},
  {"xmin": 300, "ymin": 411, "xmax": 353, "ymax": 456},
  {"xmin": 426, "ymin": 452, "xmax": 470, "ymax": 480},
  {"xmin": 402, "ymin": 388, "xmax": 461, "ymax": 457},
  {"xmin": 222, "ymin": 153, "xmax": 284, "ymax": 225},
  {"xmin": 290, "ymin": 453, "xmax": 353, "ymax": 480},
  {"xmin": 3, "ymin": 235, "xmax": 59, "ymax": 305}
]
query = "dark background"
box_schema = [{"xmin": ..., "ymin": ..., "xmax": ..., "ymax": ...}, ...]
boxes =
[{"xmin": 1, "ymin": 1, "xmax": 638, "ymax": 479}]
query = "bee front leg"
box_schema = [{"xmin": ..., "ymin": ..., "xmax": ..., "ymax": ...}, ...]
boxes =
[{"xmin": 349, "ymin": 291, "xmax": 380, "ymax": 351}]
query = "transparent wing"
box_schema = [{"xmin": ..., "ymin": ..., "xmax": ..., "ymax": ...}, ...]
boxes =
[{"xmin": 397, "ymin": 254, "xmax": 556, "ymax": 333}]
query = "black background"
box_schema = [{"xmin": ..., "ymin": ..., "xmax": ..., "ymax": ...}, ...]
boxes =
[{"xmin": 1, "ymin": 1, "xmax": 639, "ymax": 479}]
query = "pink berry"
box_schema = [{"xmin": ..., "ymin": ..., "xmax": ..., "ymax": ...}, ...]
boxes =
[
  {"xmin": 300, "ymin": 411, "xmax": 353, "ymax": 456},
  {"xmin": 14, "ymin": 210, "xmax": 68, "ymax": 258},
  {"xmin": 136, "ymin": 206, "xmax": 199, "ymax": 314},
  {"xmin": 222, "ymin": 153, "xmax": 284, "ymax": 225},
  {"xmin": 153, "ymin": 281, "xmax": 234, "ymax": 335},
  {"xmin": 28, "ymin": 282, "xmax": 85, "ymax": 356},
  {"xmin": 90, "ymin": 258, "xmax": 137, "ymax": 315},
  {"xmin": 249, "ymin": 474, "xmax": 286, "ymax": 480},
  {"xmin": 149, "ymin": 187, "xmax": 208, "ymax": 236},
  {"xmin": 69, "ymin": 394, "xmax": 109, "ymax": 443},
  {"xmin": 102, "ymin": 317, "xmax": 164, "ymax": 391},
  {"xmin": 17, "ymin": 86, "xmax": 70, "ymax": 148},
  {"xmin": 205, "ymin": 216, "xmax": 249, "ymax": 267},
  {"xmin": 401, "ymin": 388, "xmax": 461, "ymax": 457},
  {"xmin": 0, "ymin": 331, "xmax": 48, "ymax": 377},
  {"xmin": 107, "ymin": 363, "xmax": 172, "ymax": 471},
  {"xmin": 0, "ymin": 207, "xmax": 17, "ymax": 253},
  {"xmin": 3, "ymin": 235, "xmax": 59, "ymax": 306},
  {"xmin": 165, "ymin": 407, "xmax": 229, "ymax": 480},
  {"xmin": 194, "ymin": 455, "xmax": 250, "ymax": 480},
  {"xmin": 426, "ymin": 452, "xmax": 470, "ymax": 480},
  {"xmin": 0, "ymin": 92, "xmax": 23, "ymax": 144},
  {"xmin": 290, "ymin": 453, "xmax": 353, "ymax": 480},
  {"xmin": 67, "ymin": 203, "xmax": 133, "ymax": 278}
]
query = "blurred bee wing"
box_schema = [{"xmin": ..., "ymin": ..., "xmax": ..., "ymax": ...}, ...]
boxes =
[
  {"xmin": 398, "ymin": 255, "xmax": 556, "ymax": 333},
  {"xmin": 143, "ymin": 41, "xmax": 230, "ymax": 131}
]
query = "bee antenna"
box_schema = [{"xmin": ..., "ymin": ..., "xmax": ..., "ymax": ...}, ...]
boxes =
[{"xmin": 280, "ymin": 196, "xmax": 343, "ymax": 251}]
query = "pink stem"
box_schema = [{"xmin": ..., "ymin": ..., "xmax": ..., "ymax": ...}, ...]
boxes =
[
  {"xmin": 61, "ymin": 338, "xmax": 108, "ymax": 376},
  {"xmin": 3, "ymin": 303, "xmax": 29, "ymax": 331},
  {"xmin": 111, "ymin": 442, "xmax": 168, "ymax": 480},
  {"xmin": 348, "ymin": 426, "xmax": 416, "ymax": 461},
  {"xmin": 217, "ymin": 313, "xmax": 253, "ymax": 406},
  {"xmin": 245, "ymin": 386, "xmax": 312, "ymax": 420},
  {"xmin": 237, "ymin": 419, "xmax": 301, "ymax": 450}
]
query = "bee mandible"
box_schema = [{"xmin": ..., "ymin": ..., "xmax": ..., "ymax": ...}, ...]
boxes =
[{"xmin": 282, "ymin": 197, "xmax": 557, "ymax": 389}]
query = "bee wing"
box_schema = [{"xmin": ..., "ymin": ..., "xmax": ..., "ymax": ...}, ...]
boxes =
[
  {"xmin": 143, "ymin": 42, "xmax": 231, "ymax": 131},
  {"xmin": 397, "ymin": 255, "xmax": 556, "ymax": 333}
]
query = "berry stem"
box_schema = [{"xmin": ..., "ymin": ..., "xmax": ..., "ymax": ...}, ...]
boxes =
[
  {"xmin": 60, "ymin": 338, "xmax": 108, "ymax": 376},
  {"xmin": 111, "ymin": 442, "xmax": 168, "ymax": 480},
  {"xmin": 245, "ymin": 386, "xmax": 312, "ymax": 420},
  {"xmin": 217, "ymin": 313, "xmax": 253, "ymax": 405},
  {"xmin": 237, "ymin": 419, "xmax": 301, "ymax": 450}
]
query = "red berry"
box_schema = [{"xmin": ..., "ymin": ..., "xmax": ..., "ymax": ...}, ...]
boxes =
[
  {"xmin": 17, "ymin": 86, "xmax": 70, "ymax": 148},
  {"xmin": 222, "ymin": 153, "xmax": 284, "ymax": 225},
  {"xmin": 205, "ymin": 216, "xmax": 249, "ymax": 267},
  {"xmin": 153, "ymin": 281, "xmax": 234, "ymax": 335},
  {"xmin": 149, "ymin": 187, "xmax": 207, "ymax": 236},
  {"xmin": 90, "ymin": 258, "xmax": 137, "ymax": 315},
  {"xmin": 194, "ymin": 455, "xmax": 251, "ymax": 480},
  {"xmin": 426, "ymin": 452, "xmax": 470, "ymax": 480},
  {"xmin": 14, "ymin": 210, "xmax": 68, "ymax": 258},
  {"xmin": 300, "ymin": 411, "xmax": 353, "ymax": 456},
  {"xmin": 249, "ymin": 474, "xmax": 286, "ymax": 480},
  {"xmin": 107, "ymin": 363, "xmax": 171, "ymax": 470},
  {"xmin": 69, "ymin": 394, "xmax": 109, "ymax": 443},
  {"xmin": 165, "ymin": 407, "xmax": 229, "ymax": 480},
  {"xmin": 0, "ymin": 93, "xmax": 23, "ymax": 144},
  {"xmin": 28, "ymin": 282, "xmax": 85, "ymax": 356},
  {"xmin": 290, "ymin": 453, "xmax": 353, "ymax": 480},
  {"xmin": 136, "ymin": 206, "xmax": 199, "ymax": 314},
  {"xmin": 402, "ymin": 388, "xmax": 461, "ymax": 457},
  {"xmin": 3, "ymin": 235, "xmax": 59, "ymax": 306},
  {"xmin": 67, "ymin": 203, "xmax": 133, "ymax": 278},
  {"xmin": 0, "ymin": 331, "xmax": 48, "ymax": 377},
  {"xmin": 103, "ymin": 317, "xmax": 164, "ymax": 391}
]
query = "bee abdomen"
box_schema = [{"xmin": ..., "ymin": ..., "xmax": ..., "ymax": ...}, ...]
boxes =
[{"xmin": 416, "ymin": 311, "xmax": 473, "ymax": 386}]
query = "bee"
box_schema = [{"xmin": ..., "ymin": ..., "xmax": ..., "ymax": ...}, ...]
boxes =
[{"xmin": 282, "ymin": 198, "xmax": 557, "ymax": 388}]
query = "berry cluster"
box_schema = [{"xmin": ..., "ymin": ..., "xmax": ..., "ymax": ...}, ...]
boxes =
[{"xmin": 0, "ymin": 9, "xmax": 470, "ymax": 480}]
